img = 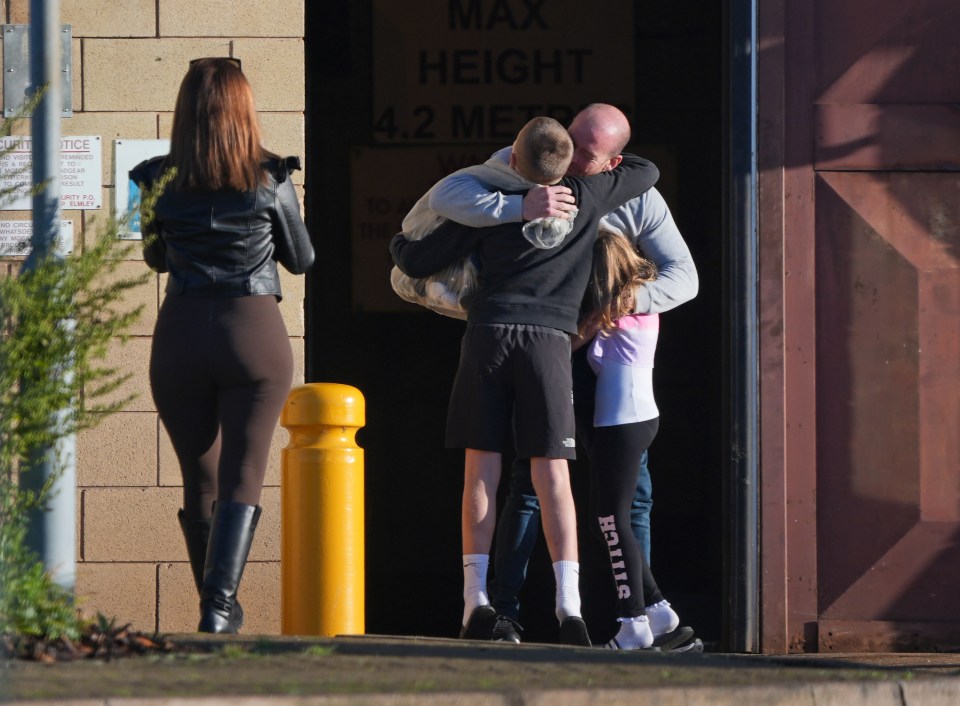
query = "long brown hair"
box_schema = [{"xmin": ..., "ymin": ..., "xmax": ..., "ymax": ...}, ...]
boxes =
[
  {"xmin": 168, "ymin": 58, "xmax": 270, "ymax": 191},
  {"xmin": 581, "ymin": 229, "xmax": 658, "ymax": 334}
]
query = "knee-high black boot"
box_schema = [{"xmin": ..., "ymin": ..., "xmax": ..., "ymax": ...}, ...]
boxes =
[
  {"xmin": 198, "ymin": 500, "xmax": 261, "ymax": 634},
  {"xmin": 178, "ymin": 510, "xmax": 245, "ymax": 631}
]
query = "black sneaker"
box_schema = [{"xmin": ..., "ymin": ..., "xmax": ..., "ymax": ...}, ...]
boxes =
[
  {"xmin": 492, "ymin": 615, "xmax": 522, "ymax": 644},
  {"xmin": 671, "ymin": 637, "xmax": 704, "ymax": 653},
  {"xmin": 460, "ymin": 605, "xmax": 498, "ymax": 640},
  {"xmin": 651, "ymin": 625, "xmax": 695, "ymax": 651},
  {"xmin": 652, "ymin": 626, "xmax": 704, "ymax": 653},
  {"xmin": 604, "ymin": 637, "xmax": 661, "ymax": 651},
  {"xmin": 558, "ymin": 616, "xmax": 592, "ymax": 647}
]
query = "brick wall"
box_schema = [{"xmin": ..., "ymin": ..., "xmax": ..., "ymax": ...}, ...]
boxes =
[{"xmin": 2, "ymin": 0, "xmax": 306, "ymax": 633}]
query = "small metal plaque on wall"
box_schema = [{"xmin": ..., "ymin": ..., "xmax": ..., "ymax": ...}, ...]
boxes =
[{"xmin": 2, "ymin": 24, "xmax": 73, "ymax": 118}]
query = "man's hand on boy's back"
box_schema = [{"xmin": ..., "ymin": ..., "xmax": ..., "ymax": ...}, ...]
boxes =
[{"xmin": 522, "ymin": 184, "xmax": 577, "ymax": 222}]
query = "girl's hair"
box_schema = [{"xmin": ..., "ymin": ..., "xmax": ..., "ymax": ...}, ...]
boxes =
[
  {"xmin": 168, "ymin": 58, "xmax": 272, "ymax": 192},
  {"xmin": 581, "ymin": 229, "xmax": 658, "ymax": 333}
]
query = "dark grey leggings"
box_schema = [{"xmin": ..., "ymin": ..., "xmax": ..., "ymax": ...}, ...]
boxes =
[{"xmin": 150, "ymin": 294, "xmax": 293, "ymax": 521}]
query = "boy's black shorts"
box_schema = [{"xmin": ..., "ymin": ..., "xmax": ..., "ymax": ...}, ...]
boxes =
[{"xmin": 446, "ymin": 323, "xmax": 576, "ymax": 460}]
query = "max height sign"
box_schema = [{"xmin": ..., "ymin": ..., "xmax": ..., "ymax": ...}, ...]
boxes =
[
  {"xmin": 0, "ymin": 135, "xmax": 102, "ymax": 210},
  {"xmin": 372, "ymin": 0, "xmax": 634, "ymax": 143}
]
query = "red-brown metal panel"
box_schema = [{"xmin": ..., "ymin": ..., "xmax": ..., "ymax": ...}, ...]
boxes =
[
  {"xmin": 782, "ymin": 0, "xmax": 821, "ymax": 654},
  {"xmin": 813, "ymin": 0, "xmax": 960, "ymax": 652},
  {"xmin": 760, "ymin": 0, "xmax": 960, "ymax": 652},
  {"xmin": 815, "ymin": 105, "xmax": 960, "ymax": 171},
  {"xmin": 757, "ymin": 0, "xmax": 789, "ymax": 655},
  {"xmin": 815, "ymin": 171, "xmax": 960, "ymax": 649}
]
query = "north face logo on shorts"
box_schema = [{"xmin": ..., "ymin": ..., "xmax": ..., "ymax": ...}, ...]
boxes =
[{"xmin": 562, "ymin": 438, "xmax": 575, "ymax": 448}]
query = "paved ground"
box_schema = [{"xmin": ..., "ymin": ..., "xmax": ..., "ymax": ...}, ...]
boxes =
[{"xmin": 3, "ymin": 634, "xmax": 960, "ymax": 705}]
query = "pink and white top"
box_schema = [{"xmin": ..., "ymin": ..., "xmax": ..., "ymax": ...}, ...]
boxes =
[{"xmin": 587, "ymin": 313, "xmax": 660, "ymax": 427}]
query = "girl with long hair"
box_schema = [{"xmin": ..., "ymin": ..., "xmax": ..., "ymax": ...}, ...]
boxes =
[{"xmin": 578, "ymin": 229, "xmax": 682, "ymax": 650}]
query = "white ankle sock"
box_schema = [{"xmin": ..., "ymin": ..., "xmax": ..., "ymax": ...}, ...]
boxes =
[
  {"xmin": 462, "ymin": 554, "xmax": 490, "ymax": 626},
  {"xmin": 646, "ymin": 599, "xmax": 679, "ymax": 637},
  {"xmin": 605, "ymin": 615, "xmax": 654, "ymax": 650},
  {"xmin": 552, "ymin": 560, "xmax": 582, "ymax": 621}
]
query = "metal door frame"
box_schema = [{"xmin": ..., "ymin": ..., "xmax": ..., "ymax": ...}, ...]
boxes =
[{"xmin": 723, "ymin": 0, "xmax": 761, "ymax": 654}]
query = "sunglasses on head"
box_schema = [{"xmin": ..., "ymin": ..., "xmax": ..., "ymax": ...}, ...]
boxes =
[{"xmin": 189, "ymin": 57, "xmax": 242, "ymax": 70}]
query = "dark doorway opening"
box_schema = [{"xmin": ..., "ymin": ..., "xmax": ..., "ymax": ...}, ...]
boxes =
[{"xmin": 304, "ymin": 1, "xmax": 725, "ymax": 646}]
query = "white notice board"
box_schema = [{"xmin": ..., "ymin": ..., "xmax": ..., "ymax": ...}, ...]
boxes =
[
  {"xmin": 0, "ymin": 136, "xmax": 102, "ymax": 210},
  {"xmin": 0, "ymin": 219, "xmax": 74, "ymax": 256},
  {"xmin": 114, "ymin": 139, "xmax": 170, "ymax": 240}
]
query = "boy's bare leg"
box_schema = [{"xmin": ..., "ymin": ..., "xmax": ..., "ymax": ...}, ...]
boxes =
[
  {"xmin": 462, "ymin": 449, "xmax": 502, "ymax": 554},
  {"xmin": 531, "ymin": 456, "xmax": 589, "ymax": 644},
  {"xmin": 461, "ymin": 449, "xmax": 501, "ymax": 628},
  {"xmin": 530, "ymin": 457, "xmax": 577, "ymax": 561}
]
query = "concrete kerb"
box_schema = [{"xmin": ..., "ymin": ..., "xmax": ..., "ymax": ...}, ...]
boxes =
[
  {"xmin": 5, "ymin": 680, "xmax": 960, "ymax": 706},
  {"xmin": 5, "ymin": 635, "xmax": 960, "ymax": 706},
  {"xmin": 6, "ymin": 679, "xmax": 960, "ymax": 706}
]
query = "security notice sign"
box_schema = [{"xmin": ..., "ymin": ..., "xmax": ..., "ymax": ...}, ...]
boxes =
[
  {"xmin": 0, "ymin": 219, "xmax": 74, "ymax": 256},
  {"xmin": 0, "ymin": 135, "xmax": 102, "ymax": 210},
  {"xmin": 372, "ymin": 0, "xmax": 634, "ymax": 143}
]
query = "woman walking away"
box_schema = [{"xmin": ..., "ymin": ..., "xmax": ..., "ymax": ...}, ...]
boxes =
[
  {"xmin": 575, "ymin": 229, "xmax": 681, "ymax": 650},
  {"xmin": 131, "ymin": 57, "xmax": 315, "ymax": 633}
]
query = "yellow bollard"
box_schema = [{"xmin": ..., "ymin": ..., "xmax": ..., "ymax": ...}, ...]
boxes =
[{"xmin": 280, "ymin": 383, "xmax": 365, "ymax": 636}]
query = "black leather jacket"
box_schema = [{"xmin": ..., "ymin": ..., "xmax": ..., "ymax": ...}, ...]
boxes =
[{"xmin": 130, "ymin": 155, "xmax": 315, "ymax": 299}]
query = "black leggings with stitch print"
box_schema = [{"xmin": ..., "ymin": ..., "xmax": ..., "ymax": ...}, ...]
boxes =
[
  {"xmin": 150, "ymin": 294, "xmax": 294, "ymax": 522},
  {"xmin": 590, "ymin": 418, "xmax": 662, "ymax": 618}
]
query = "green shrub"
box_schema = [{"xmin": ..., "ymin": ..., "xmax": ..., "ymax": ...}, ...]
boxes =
[
  {"xmin": 0, "ymin": 103, "xmax": 173, "ymax": 645},
  {"xmin": 0, "ymin": 227, "xmax": 148, "ymax": 641}
]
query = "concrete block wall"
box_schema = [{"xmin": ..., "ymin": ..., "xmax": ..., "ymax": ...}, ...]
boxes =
[{"xmin": 2, "ymin": 0, "xmax": 306, "ymax": 634}]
